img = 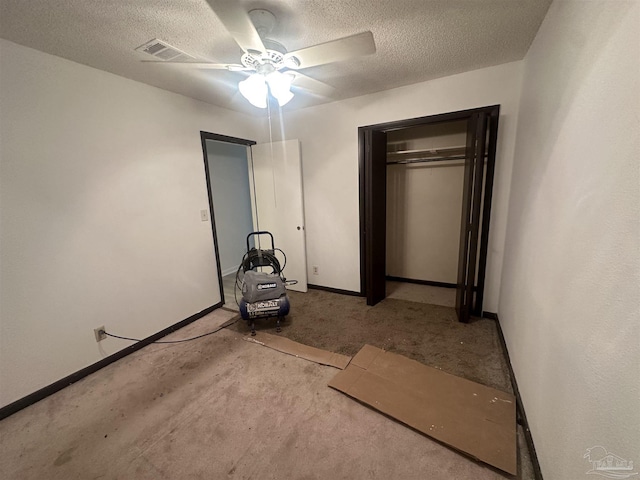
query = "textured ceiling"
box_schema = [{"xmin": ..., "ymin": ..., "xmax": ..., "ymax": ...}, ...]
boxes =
[{"xmin": 0, "ymin": 0, "xmax": 552, "ymax": 114}]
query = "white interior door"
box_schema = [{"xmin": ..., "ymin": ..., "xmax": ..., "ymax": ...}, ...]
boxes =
[{"xmin": 249, "ymin": 139, "xmax": 307, "ymax": 292}]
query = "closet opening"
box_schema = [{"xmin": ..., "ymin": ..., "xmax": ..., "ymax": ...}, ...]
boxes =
[
  {"xmin": 386, "ymin": 120, "xmax": 468, "ymax": 309},
  {"xmin": 358, "ymin": 105, "xmax": 499, "ymax": 323}
]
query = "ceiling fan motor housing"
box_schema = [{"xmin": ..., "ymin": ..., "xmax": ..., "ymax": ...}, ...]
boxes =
[
  {"xmin": 241, "ymin": 48, "xmax": 285, "ymax": 71},
  {"xmin": 248, "ymin": 9, "xmax": 276, "ymax": 38},
  {"xmin": 242, "ymin": 10, "xmax": 300, "ymax": 71}
]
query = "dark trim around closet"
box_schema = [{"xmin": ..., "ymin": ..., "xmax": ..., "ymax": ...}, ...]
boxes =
[
  {"xmin": 360, "ymin": 106, "xmax": 496, "ymax": 132},
  {"xmin": 386, "ymin": 276, "xmax": 456, "ymax": 289},
  {"xmin": 358, "ymin": 129, "xmax": 367, "ymax": 296},
  {"xmin": 472, "ymin": 111, "xmax": 500, "ymax": 316},
  {"xmin": 359, "ymin": 105, "xmax": 500, "ymax": 319}
]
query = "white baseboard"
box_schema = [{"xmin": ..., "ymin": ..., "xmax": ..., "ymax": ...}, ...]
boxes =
[{"xmin": 221, "ymin": 265, "xmax": 240, "ymax": 277}]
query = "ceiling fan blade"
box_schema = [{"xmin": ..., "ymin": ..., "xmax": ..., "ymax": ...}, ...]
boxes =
[
  {"xmin": 289, "ymin": 72, "xmax": 336, "ymax": 99},
  {"xmin": 284, "ymin": 31, "xmax": 376, "ymax": 70},
  {"xmin": 142, "ymin": 61, "xmax": 250, "ymax": 71},
  {"xmin": 205, "ymin": 0, "xmax": 266, "ymax": 54}
]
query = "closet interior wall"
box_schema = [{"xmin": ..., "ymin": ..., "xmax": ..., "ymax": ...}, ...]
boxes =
[{"xmin": 386, "ymin": 120, "xmax": 481, "ymax": 287}]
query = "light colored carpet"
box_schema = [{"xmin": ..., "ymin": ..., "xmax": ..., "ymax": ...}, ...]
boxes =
[
  {"xmin": 0, "ymin": 306, "xmax": 531, "ymax": 479},
  {"xmin": 386, "ymin": 280, "xmax": 456, "ymax": 308}
]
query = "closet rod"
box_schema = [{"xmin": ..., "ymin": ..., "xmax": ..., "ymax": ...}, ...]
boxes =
[
  {"xmin": 387, "ymin": 154, "xmax": 487, "ymax": 166},
  {"xmin": 387, "ymin": 154, "xmax": 465, "ymax": 165}
]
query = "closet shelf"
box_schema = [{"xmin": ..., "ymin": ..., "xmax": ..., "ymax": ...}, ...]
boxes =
[
  {"xmin": 387, "ymin": 156, "xmax": 467, "ymax": 166},
  {"xmin": 387, "ymin": 145, "xmax": 467, "ymax": 159},
  {"xmin": 387, "ymin": 146, "xmax": 467, "ymax": 166},
  {"xmin": 386, "ymin": 145, "xmax": 490, "ymax": 165}
]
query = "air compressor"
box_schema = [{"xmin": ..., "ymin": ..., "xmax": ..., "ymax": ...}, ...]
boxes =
[{"xmin": 236, "ymin": 231, "xmax": 294, "ymax": 335}]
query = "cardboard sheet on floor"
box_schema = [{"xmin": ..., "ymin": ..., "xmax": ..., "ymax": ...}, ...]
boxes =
[
  {"xmin": 244, "ymin": 333, "xmax": 351, "ymax": 370},
  {"xmin": 328, "ymin": 345, "xmax": 516, "ymax": 475}
]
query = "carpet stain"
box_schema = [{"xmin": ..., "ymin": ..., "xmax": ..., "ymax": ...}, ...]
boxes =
[
  {"xmin": 180, "ymin": 361, "xmax": 199, "ymax": 370},
  {"xmin": 53, "ymin": 446, "xmax": 76, "ymax": 466},
  {"xmin": 284, "ymin": 431, "xmax": 299, "ymax": 450}
]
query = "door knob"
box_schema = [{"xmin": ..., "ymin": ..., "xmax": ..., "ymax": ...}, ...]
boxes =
[{"xmin": 297, "ymin": 226, "xmax": 301, "ymax": 230}]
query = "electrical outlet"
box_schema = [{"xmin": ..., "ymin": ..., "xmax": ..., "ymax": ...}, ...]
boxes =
[
  {"xmin": 200, "ymin": 209, "xmax": 209, "ymax": 222},
  {"xmin": 312, "ymin": 265, "xmax": 319, "ymax": 275},
  {"xmin": 94, "ymin": 326, "xmax": 106, "ymax": 342}
]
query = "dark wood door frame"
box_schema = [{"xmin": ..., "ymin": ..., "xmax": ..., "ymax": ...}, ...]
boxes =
[
  {"xmin": 200, "ymin": 131, "xmax": 256, "ymax": 305},
  {"xmin": 363, "ymin": 129, "xmax": 388, "ymax": 305},
  {"xmin": 358, "ymin": 105, "xmax": 500, "ymax": 317},
  {"xmin": 455, "ymin": 112, "xmax": 488, "ymax": 322}
]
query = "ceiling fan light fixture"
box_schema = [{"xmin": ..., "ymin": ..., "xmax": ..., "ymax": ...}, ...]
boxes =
[
  {"xmin": 238, "ymin": 73, "xmax": 268, "ymax": 108},
  {"xmin": 266, "ymin": 71, "xmax": 294, "ymax": 106},
  {"xmin": 274, "ymin": 89, "xmax": 294, "ymax": 106}
]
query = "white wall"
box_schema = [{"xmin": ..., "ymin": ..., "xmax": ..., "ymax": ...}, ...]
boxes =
[
  {"xmin": 386, "ymin": 122, "xmax": 466, "ymax": 283},
  {"xmin": 206, "ymin": 141, "xmax": 254, "ymax": 276},
  {"xmin": 499, "ymin": 2, "xmax": 640, "ymax": 478},
  {"xmin": 273, "ymin": 61, "xmax": 524, "ymax": 312},
  {"xmin": 386, "ymin": 164, "xmax": 464, "ymax": 283},
  {"xmin": 0, "ymin": 39, "xmax": 259, "ymax": 407}
]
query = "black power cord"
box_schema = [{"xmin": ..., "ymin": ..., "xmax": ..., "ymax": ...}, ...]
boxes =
[{"xmin": 102, "ymin": 316, "xmax": 240, "ymax": 344}]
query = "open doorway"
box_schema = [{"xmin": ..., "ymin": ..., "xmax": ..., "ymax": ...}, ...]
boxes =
[
  {"xmin": 359, "ymin": 105, "xmax": 500, "ymax": 322},
  {"xmin": 201, "ymin": 132, "xmax": 309, "ymax": 310},
  {"xmin": 200, "ymin": 132, "xmax": 256, "ymax": 310}
]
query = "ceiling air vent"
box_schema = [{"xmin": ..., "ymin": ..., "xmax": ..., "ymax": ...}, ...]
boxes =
[{"xmin": 135, "ymin": 39, "xmax": 194, "ymax": 61}]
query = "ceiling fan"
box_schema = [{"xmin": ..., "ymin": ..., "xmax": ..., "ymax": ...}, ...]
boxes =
[{"xmin": 145, "ymin": 0, "xmax": 376, "ymax": 108}]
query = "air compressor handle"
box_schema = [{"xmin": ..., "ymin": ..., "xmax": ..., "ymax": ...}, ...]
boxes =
[{"xmin": 246, "ymin": 231, "xmax": 275, "ymax": 252}]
